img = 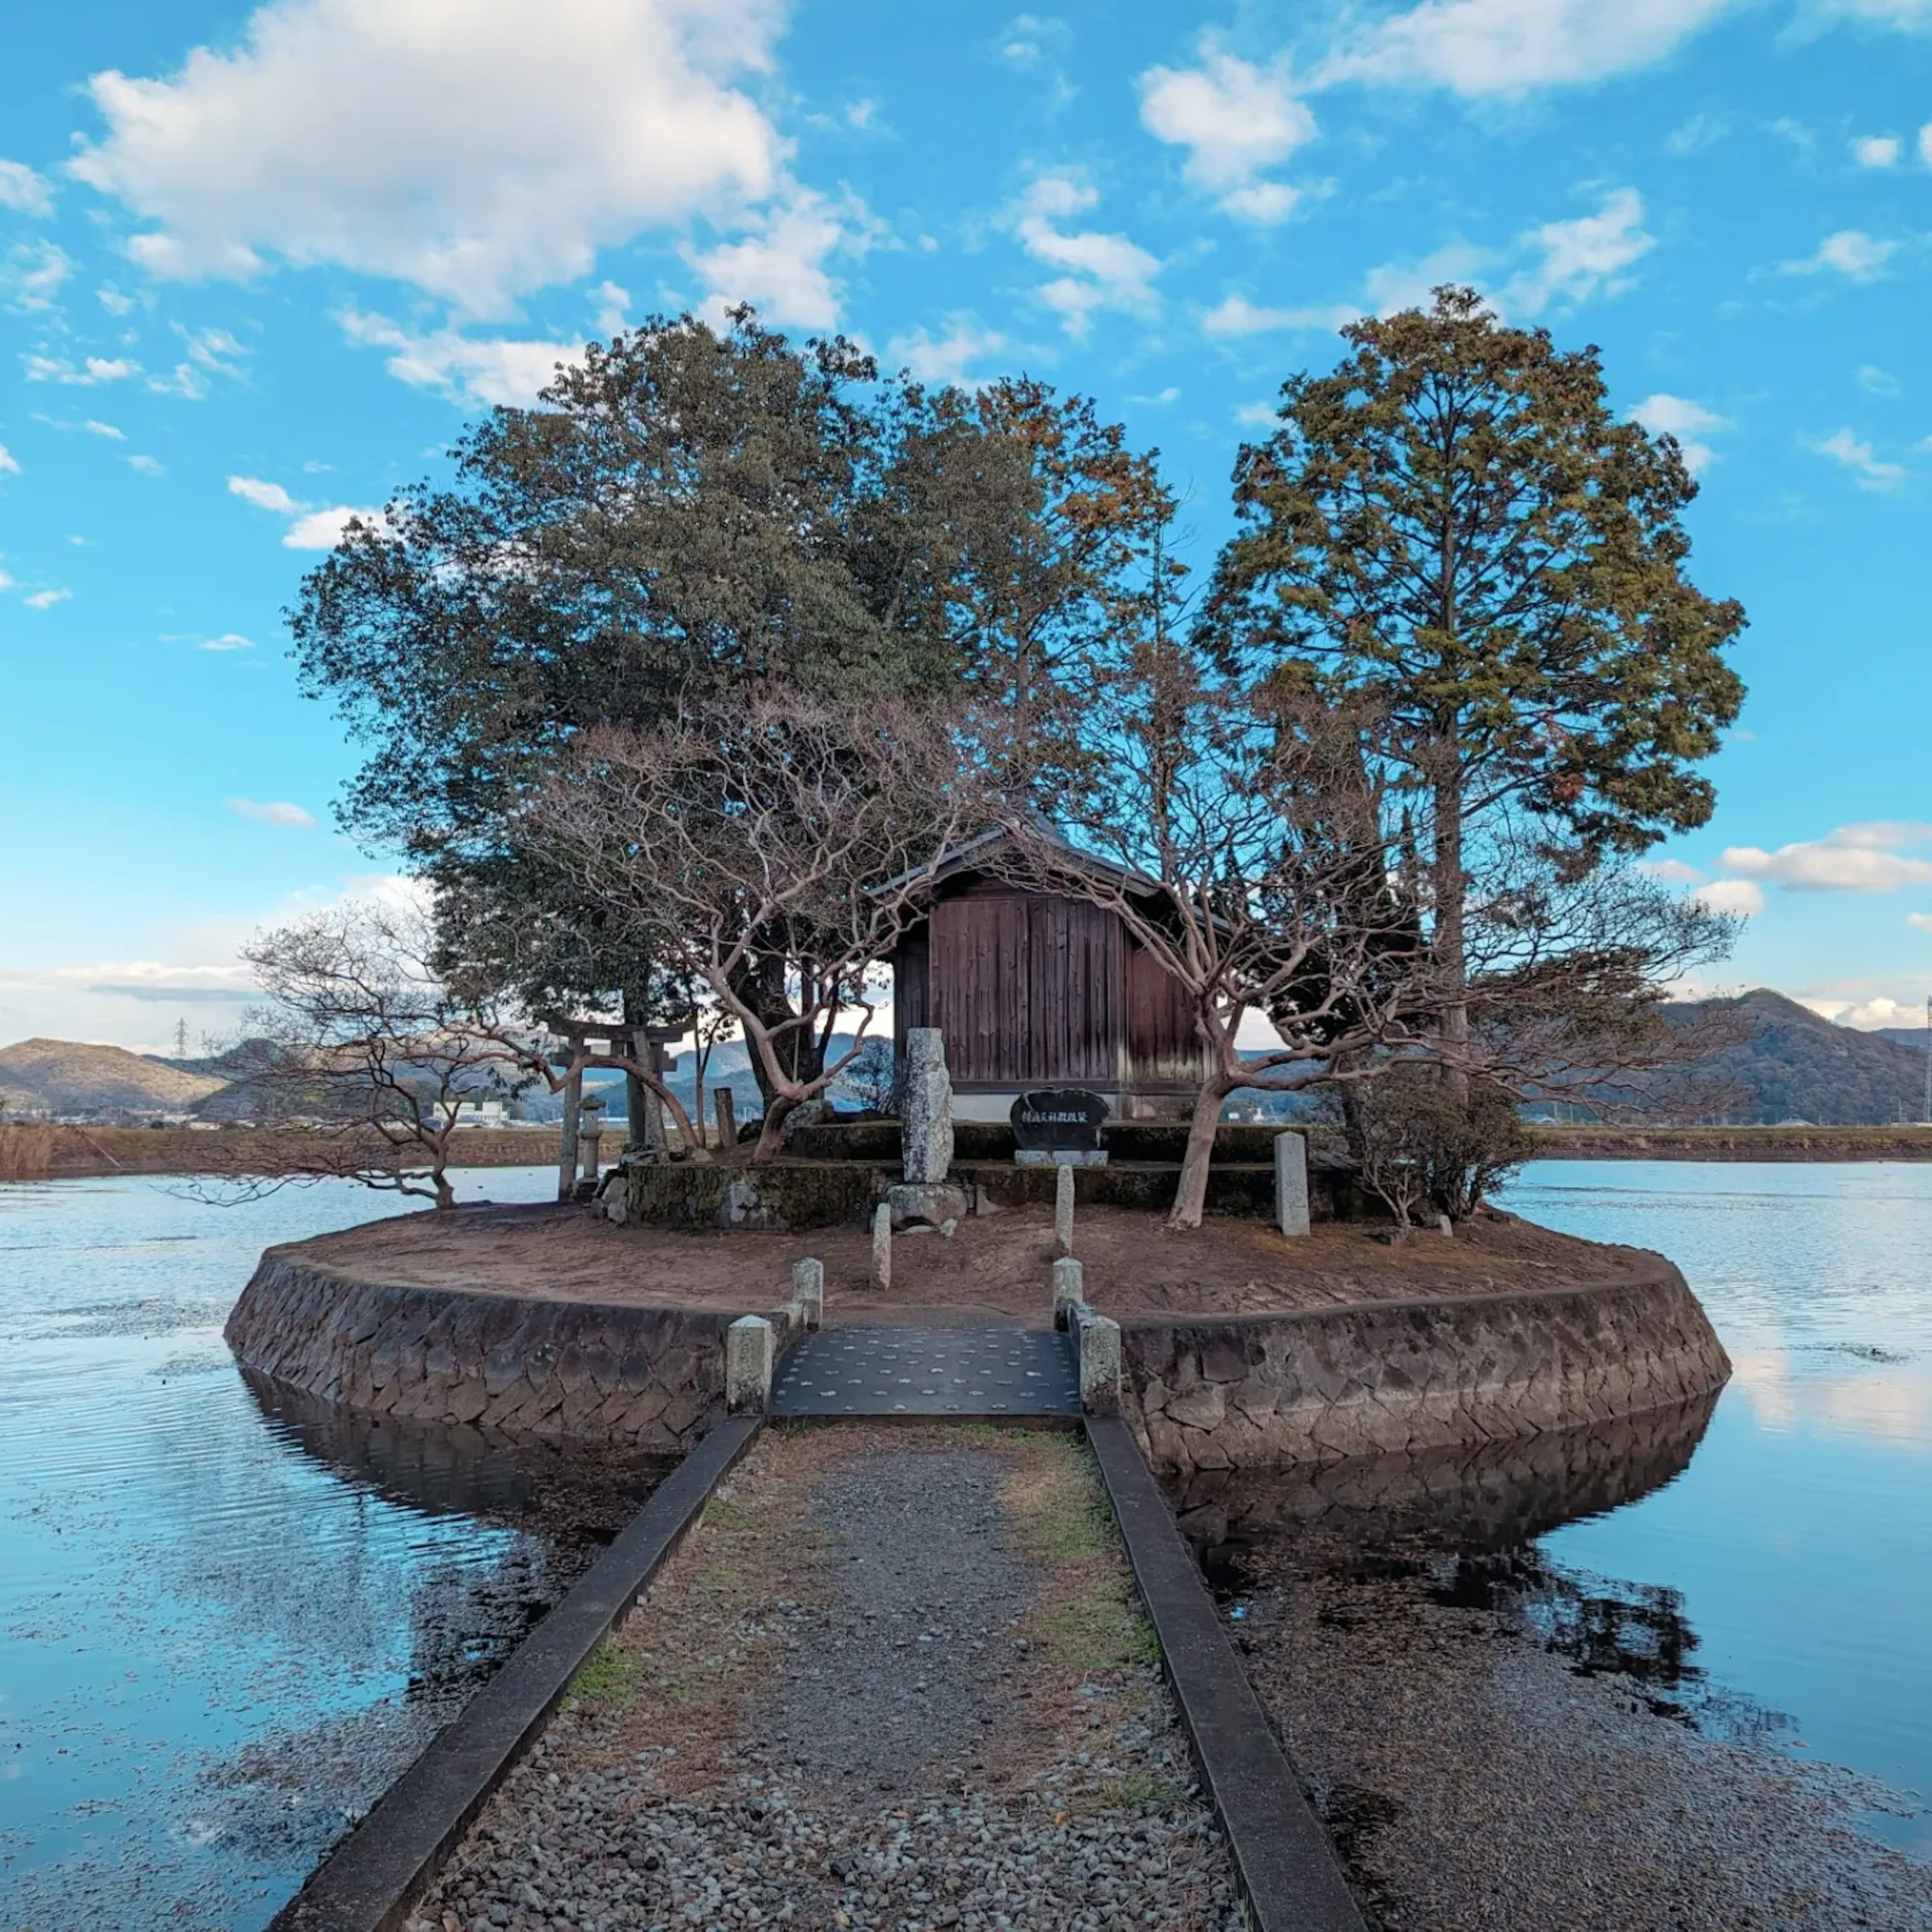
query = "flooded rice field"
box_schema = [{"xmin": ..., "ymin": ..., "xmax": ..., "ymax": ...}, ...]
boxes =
[
  {"xmin": 1176, "ymin": 1160, "xmax": 1932, "ymax": 1929},
  {"xmin": 0, "ymin": 1169, "xmax": 664, "ymax": 1932}
]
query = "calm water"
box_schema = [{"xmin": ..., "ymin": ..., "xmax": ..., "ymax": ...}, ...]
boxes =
[
  {"xmin": 1502, "ymin": 1159, "xmax": 1932, "ymax": 1854},
  {"xmin": 0, "ymin": 1166, "xmax": 657, "ymax": 1932}
]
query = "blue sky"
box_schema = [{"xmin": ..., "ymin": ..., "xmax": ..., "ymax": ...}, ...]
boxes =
[{"xmin": 3, "ymin": 0, "xmax": 1931, "ymax": 1052}]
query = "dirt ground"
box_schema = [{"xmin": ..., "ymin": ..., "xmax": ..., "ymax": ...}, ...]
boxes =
[{"xmin": 291, "ymin": 1197, "xmax": 1652, "ymax": 1321}]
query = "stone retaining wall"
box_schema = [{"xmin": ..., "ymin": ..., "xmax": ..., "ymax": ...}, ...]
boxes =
[
  {"xmin": 225, "ymin": 1249, "xmax": 776, "ymax": 1452},
  {"xmin": 1122, "ymin": 1261, "xmax": 1731, "ymax": 1477}
]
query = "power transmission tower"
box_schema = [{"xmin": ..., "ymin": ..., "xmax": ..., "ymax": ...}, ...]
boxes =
[
  {"xmin": 174, "ymin": 1016, "xmax": 190, "ymax": 1060},
  {"xmin": 1924, "ymin": 995, "xmax": 1930, "ymax": 1126}
]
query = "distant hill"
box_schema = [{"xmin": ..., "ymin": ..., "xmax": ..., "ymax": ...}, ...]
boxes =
[
  {"xmin": 0, "ymin": 1038, "xmax": 226, "ymax": 1118},
  {"xmin": 1663, "ymin": 990, "xmax": 1932, "ymax": 1125}
]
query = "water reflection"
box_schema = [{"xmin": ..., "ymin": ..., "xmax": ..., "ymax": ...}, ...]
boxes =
[{"xmin": 0, "ymin": 1169, "xmax": 658, "ymax": 1932}]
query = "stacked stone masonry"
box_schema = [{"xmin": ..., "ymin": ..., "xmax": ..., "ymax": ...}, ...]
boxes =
[
  {"xmin": 1123, "ymin": 1261, "xmax": 1731, "ymax": 1477},
  {"xmin": 224, "ymin": 1250, "xmax": 778, "ymax": 1452}
]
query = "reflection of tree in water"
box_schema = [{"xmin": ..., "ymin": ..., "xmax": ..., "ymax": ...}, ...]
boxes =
[{"xmin": 1437, "ymin": 1548, "xmax": 1795, "ymax": 1746}]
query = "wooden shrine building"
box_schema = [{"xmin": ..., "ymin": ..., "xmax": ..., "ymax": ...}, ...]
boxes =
[{"xmin": 890, "ymin": 836, "xmax": 1213, "ymax": 1122}]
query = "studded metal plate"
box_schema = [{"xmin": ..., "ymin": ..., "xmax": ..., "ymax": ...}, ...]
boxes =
[{"xmin": 769, "ymin": 1324, "xmax": 1080, "ymax": 1417}]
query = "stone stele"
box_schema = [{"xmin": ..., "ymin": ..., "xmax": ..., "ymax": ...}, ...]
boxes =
[{"xmin": 900, "ymin": 1026, "xmax": 954, "ymax": 1184}]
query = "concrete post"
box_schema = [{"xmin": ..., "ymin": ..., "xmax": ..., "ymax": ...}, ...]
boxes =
[
  {"xmin": 1075, "ymin": 1309, "xmax": 1122, "ymax": 1415},
  {"xmin": 1051, "ymin": 1256, "xmax": 1085, "ymax": 1330},
  {"xmin": 713, "ymin": 1087, "xmax": 737, "ymax": 1149},
  {"xmin": 1274, "ymin": 1130, "xmax": 1311, "ymax": 1239},
  {"xmin": 726, "ymin": 1315, "xmax": 775, "ymax": 1413},
  {"xmin": 792, "ymin": 1256, "xmax": 824, "ymax": 1329},
  {"xmin": 1054, "ymin": 1159, "xmax": 1076, "ymax": 1254},
  {"xmin": 900, "ymin": 1028, "xmax": 954, "ymax": 1183},
  {"xmin": 557, "ymin": 1062, "xmax": 582, "ymax": 1202},
  {"xmin": 578, "ymin": 1095, "xmax": 604, "ymax": 1186},
  {"xmin": 871, "ymin": 1202, "xmax": 893, "ymax": 1292}
]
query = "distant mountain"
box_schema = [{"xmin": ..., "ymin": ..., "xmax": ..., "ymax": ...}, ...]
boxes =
[
  {"xmin": 1662, "ymin": 990, "xmax": 1932, "ymax": 1124},
  {"xmin": 0, "ymin": 1038, "xmax": 226, "ymax": 1118},
  {"xmin": 1870, "ymin": 1027, "xmax": 1932, "ymax": 1054}
]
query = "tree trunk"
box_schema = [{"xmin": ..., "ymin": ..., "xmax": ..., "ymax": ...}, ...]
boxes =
[
  {"xmin": 621, "ymin": 981, "xmax": 652, "ymax": 1154},
  {"xmin": 1432, "ymin": 765, "xmax": 1469, "ymax": 1101},
  {"xmin": 1167, "ymin": 1074, "xmax": 1234, "ymax": 1231},
  {"xmin": 729, "ymin": 955, "xmax": 826, "ymax": 1111},
  {"xmin": 751, "ymin": 1093, "xmax": 796, "ymax": 1162}
]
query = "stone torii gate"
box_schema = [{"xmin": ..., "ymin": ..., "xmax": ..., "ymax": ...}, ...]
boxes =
[{"xmin": 543, "ymin": 1015, "xmax": 687, "ymax": 1202}]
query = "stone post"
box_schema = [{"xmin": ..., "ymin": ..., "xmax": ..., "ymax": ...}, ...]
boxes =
[
  {"xmin": 1274, "ymin": 1130, "xmax": 1311, "ymax": 1239},
  {"xmin": 578, "ymin": 1095, "xmax": 604, "ymax": 1186},
  {"xmin": 792, "ymin": 1256, "xmax": 824, "ymax": 1329},
  {"xmin": 713, "ymin": 1087, "xmax": 737, "ymax": 1149},
  {"xmin": 900, "ymin": 1028, "xmax": 954, "ymax": 1183},
  {"xmin": 726, "ymin": 1315, "xmax": 775, "ymax": 1413},
  {"xmin": 1051, "ymin": 1256, "xmax": 1085, "ymax": 1330},
  {"xmin": 1075, "ymin": 1309, "xmax": 1122, "ymax": 1415},
  {"xmin": 871, "ymin": 1202, "xmax": 893, "ymax": 1292},
  {"xmin": 1054, "ymin": 1159, "xmax": 1076, "ymax": 1254},
  {"xmin": 556, "ymin": 1061, "xmax": 582, "ymax": 1202}
]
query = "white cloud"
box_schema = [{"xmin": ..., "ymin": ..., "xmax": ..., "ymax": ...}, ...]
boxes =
[
  {"xmin": 227, "ymin": 797, "xmax": 317, "ymax": 828},
  {"xmin": 1723, "ymin": 823, "xmax": 1932, "ymax": 891},
  {"xmin": 340, "ymin": 308, "xmax": 579, "ymax": 407},
  {"xmin": 1854, "ymin": 134, "xmax": 1902, "ymax": 167},
  {"xmin": 1361, "ymin": 242, "xmax": 1493, "ymax": 315},
  {"xmin": 1139, "ymin": 49, "xmax": 1316, "ymax": 223},
  {"xmin": 149, "ymin": 323, "xmax": 250, "ymax": 399},
  {"xmin": 0, "ymin": 157, "xmax": 54, "ymax": 216},
  {"xmin": 1639, "ymin": 857, "xmax": 1707, "ymax": 883},
  {"xmin": 127, "ymin": 454, "xmax": 166, "ymax": 476},
  {"xmin": 0, "ymin": 444, "xmax": 18, "ymax": 475},
  {"xmin": 5, "ymin": 240, "xmax": 75, "ymax": 311},
  {"xmin": 1859, "ymin": 364, "xmax": 1903, "ymax": 396},
  {"xmin": 84, "ymin": 419, "xmax": 125, "ymax": 439},
  {"xmin": 1628, "ymin": 392, "xmax": 1729, "ymax": 473},
  {"xmin": 1909, "ymin": 913, "xmax": 1932, "ymax": 934},
  {"xmin": 70, "ymin": 0, "xmax": 787, "ymax": 319},
  {"xmin": 228, "ymin": 473, "xmax": 297, "ymax": 514},
  {"xmin": 1922, "ymin": 122, "xmax": 1932, "ymax": 166},
  {"xmin": 1803, "ymin": 990, "xmax": 1931, "ymax": 1032},
  {"xmin": 887, "ymin": 317, "xmax": 1009, "ymax": 386},
  {"xmin": 685, "ymin": 186, "xmax": 866, "ymax": 332},
  {"xmin": 229, "ymin": 471, "xmax": 382, "ymax": 548},
  {"xmin": 24, "ymin": 588, "xmax": 71, "ymax": 610},
  {"xmin": 22, "ymin": 354, "xmax": 140, "ymax": 385},
  {"xmin": 1691, "ymin": 878, "xmax": 1764, "ymax": 917},
  {"xmin": 200, "ymin": 632, "xmax": 256, "ymax": 651},
  {"xmin": 1203, "ymin": 292, "xmax": 1357, "ymax": 335},
  {"xmin": 997, "ymin": 13, "xmax": 1067, "ymax": 68},
  {"xmin": 1009, "ymin": 174, "xmax": 1161, "ymax": 337},
  {"xmin": 1782, "ymin": 229, "xmax": 1899, "ymax": 280},
  {"xmin": 1328, "ymin": 0, "xmax": 1736, "ymax": 95},
  {"xmin": 1501, "ymin": 188, "xmax": 1653, "ymax": 315},
  {"xmin": 1811, "ymin": 427, "xmax": 1906, "ymax": 488}
]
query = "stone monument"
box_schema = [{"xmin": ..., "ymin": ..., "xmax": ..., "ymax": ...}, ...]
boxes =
[{"xmin": 888, "ymin": 1028, "xmax": 970, "ymax": 1229}]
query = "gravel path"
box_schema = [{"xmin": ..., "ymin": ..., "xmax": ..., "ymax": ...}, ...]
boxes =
[{"xmin": 408, "ymin": 1426, "xmax": 1247, "ymax": 1932}]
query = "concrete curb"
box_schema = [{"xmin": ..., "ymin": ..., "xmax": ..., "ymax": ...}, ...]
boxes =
[
  {"xmin": 1086, "ymin": 1415, "xmax": 1368, "ymax": 1932},
  {"xmin": 268, "ymin": 1414, "xmax": 764, "ymax": 1932}
]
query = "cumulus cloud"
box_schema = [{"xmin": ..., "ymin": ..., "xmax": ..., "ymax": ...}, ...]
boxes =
[
  {"xmin": 1202, "ymin": 292, "xmax": 1356, "ymax": 335},
  {"xmin": 1327, "ymin": 0, "xmax": 1737, "ymax": 95},
  {"xmin": 1009, "ymin": 174, "xmax": 1161, "ymax": 337},
  {"xmin": 24, "ymin": 588, "xmax": 71, "ymax": 610},
  {"xmin": 340, "ymin": 308, "xmax": 578, "ymax": 407},
  {"xmin": 229, "ymin": 471, "xmax": 382, "ymax": 548},
  {"xmin": 1639, "ymin": 857, "xmax": 1707, "ymax": 883},
  {"xmin": 684, "ymin": 186, "xmax": 867, "ymax": 332},
  {"xmin": 1802, "ymin": 990, "xmax": 1931, "ymax": 1032},
  {"xmin": 1500, "ymin": 188, "xmax": 1653, "ymax": 314},
  {"xmin": 1854, "ymin": 134, "xmax": 1902, "ymax": 167},
  {"xmin": 886, "ymin": 317, "xmax": 1009, "ymax": 386},
  {"xmin": 4, "ymin": 240, "xmax": 74, "ymax": 311},
  {"xmin": 1722, "ymin": 823, "xmax": 1932, "ymax": 891},
  {"xmin": 84, "ymin": 418, "xmax": 125, "ymax": 439},
  {"xmin": 1691, "ymin": 878, "xmax": 1765, "ymax": 917},
  {"xmin": 1811, "ymin": 427, "xmax": 1906, "ymax": 488},
  {"xmin": 0, "ymin": 443, "xmax": 18, "ymax": 475},
  {"xmin": 1909, "ymin": 913, "xmax": 1932, "ymax": 934},
  {"xmin": 69, "ymin": 0, "xmax": 787, "ymax": 318},
  {"xmin": 227, "ymin": 796, "xmax": 318, "ymax": 828},
  {"xmin": 1782, "ymin": 229, "xmax": 1899, "ymax": 280},
  {"xmin": 200, "ymin": 632, "xmax": 256, "ymax": 651},
  {"xmin": 126, "ymin": 454, "xmax": 166, "ymax": 476},
  {"xmin": 1628, "ymin": 392, "xmax": 1729, "ymax": 473},
  {"xmin": 0, "ymin": 158, "xmax": 54, "ymax": 215},
  {"xmin": 1139, "ymin": 49, "xmax": 1316, "ymax": 223},
  {"xmin": 22, "ymin": 353, "xmax": 139, "ymax": 385}
]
